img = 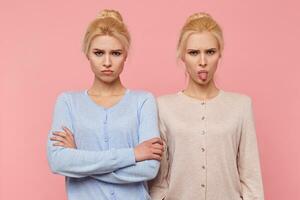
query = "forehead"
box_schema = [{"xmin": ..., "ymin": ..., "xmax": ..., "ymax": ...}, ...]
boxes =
[
  {"xmin": 186, "ymin": 32, "xmax": 219, "ymax": 49},
  {"xmin": 90, "ymin": 35, "xmax": 123, "ymax": 50}
]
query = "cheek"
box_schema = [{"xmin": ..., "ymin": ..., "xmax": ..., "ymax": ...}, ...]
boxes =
[
  {"xmin": 113, "ymin": 57, "xmax": 125, "ymax": 70},
  {"xmin": 208, "ymin": 57, "xmax": 220, "ymax": 70},
  {"xmin": 89, "ymin": 56, "xmax": 101, "ymax": 67},
  {"xmin": 184, "ymin": 56, "xmax": 197, "ymax": 70}
]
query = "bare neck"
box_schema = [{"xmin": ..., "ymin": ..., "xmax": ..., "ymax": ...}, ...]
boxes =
[
  {"xmin": 88, "ymin": 76, "xmax": 126, "ymax": 96},
  {"xmin": 184, "ymin": 78, "xmax": 220, "ymax": 100}
]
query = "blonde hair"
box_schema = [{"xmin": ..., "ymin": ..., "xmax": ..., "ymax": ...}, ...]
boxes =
[
  {"xmin": 177, "ymin": 12, "xmax": 224, "ymax": 58},
  {"xmin": 82, "ymin": 9, "xmax": 130, "ymax": 55}
]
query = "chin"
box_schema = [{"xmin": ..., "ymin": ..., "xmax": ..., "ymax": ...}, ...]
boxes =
[
  {"xmin": 194, "ymin": 78, "xmax": 211, "ymax": 86},
  {"xmin": 97, "ymin": 76, "xmax": 118, "ymax": 84},
  {"xmin": 197, "ymin": 81, "xmax": 209, "ymax": 86}
]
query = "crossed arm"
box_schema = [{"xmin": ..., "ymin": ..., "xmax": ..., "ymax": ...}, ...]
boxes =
[
  {"xmin": 50, "ymin": 127, "xmax": 163, "ymax": 183},
  {"xmin": 47, "ymin": 93, "xmax": 164, "ymax": 183}
]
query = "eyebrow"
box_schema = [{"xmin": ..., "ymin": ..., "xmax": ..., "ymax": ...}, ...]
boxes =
[
  {"xmin": 92, "ymin": 48, "xmax": 123, "ymax": 51},
  {"xmin": 186, "ymin": 49, "xmax": 199, "ymax": 51},
  {"xmin": 187, "ymin": 48, "xmax": 218, "ymax": 51}
]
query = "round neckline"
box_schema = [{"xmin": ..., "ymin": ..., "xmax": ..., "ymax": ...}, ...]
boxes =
[
  {"xmin": 84, "ymin": 89, "xmax": 130, "ymax": 111},
  {"xmin": 177, "ymin": 89, "xmax": 224, "ymax": 104}
]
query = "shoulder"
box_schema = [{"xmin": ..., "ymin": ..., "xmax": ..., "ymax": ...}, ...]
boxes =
[
  {"xmin": 155, "ymin": 93, "xmax": 183, "ymax": 114},
  {"xmin": 157, "ymin": 93, "xmax": 180, "ymax": 105},
  {"xmin": 129, "ymin": 89, "xmax": 155, "ymax": 99},
  {"xmin": 55, "ymin": 90, "xmax": 86, "ymax": 104},
  {"xmin": 222, "ymin": 90, "xmax": 252, "ymax": 103},
  {"xmin": 128, "ymin": 89, "xmax": 157, "ymax": 106},
  {"xmin": 128, "ymin": 90, "xmax": 155, "ymax": 101},
  {"xmin": 221, "ymin": 90, "xmax": 253, "ymax": 109}
]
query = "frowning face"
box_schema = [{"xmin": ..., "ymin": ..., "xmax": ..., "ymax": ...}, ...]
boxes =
[{"xmin": 87, "ymin": 35, "xmax": 127, "ymax": 84}]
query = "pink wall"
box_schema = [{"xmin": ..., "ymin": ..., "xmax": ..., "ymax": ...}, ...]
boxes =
[{"xmin": 1, "ymin": 0, "xmax": 299, "ymax": 199}]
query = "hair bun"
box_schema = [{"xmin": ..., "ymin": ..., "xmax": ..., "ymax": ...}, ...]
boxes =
[
  {"xmin": 96, "ymin": 9, "xmax": 123, "ymax": 23},
  {"xmin": 186, "ymin": 12, "xmax": 212, "ymax": 23}
]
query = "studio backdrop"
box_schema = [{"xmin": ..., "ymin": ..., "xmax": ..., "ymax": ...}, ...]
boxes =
[{"xmin": 1, "ymin": 0, "xmax": 299, "ymax": 199}]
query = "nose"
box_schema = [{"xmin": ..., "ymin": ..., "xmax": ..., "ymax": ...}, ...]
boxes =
[
  {"xmin": 103, "ymin": 55, "xmax": 112, "ymax": 68},
  {"xmin": 198, "ymin": 54, "xmax": 207, "ymax": 68}
]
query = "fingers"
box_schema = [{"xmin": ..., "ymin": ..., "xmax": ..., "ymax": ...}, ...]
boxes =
[
  {"xmin": 53, "ymin": 131, "xmax": 67, "ymax": 139},
  {"xmin": 152, "ymin": 143, "xmax": 164, "ymax": 150},
  {"xmin": 53, "ymin": 141, "xmax": 72, "ymax": 148},
  {"xmin": 51, "ymin": 134, "xmax": 72, "ymax": 146},
  {"xmin": 151, "ymin": 154, "xmax": 162, "ymax": 161},
  {"xmin": 53, "ymin": 141, "xmax": 66, "ymax": 147},
  {"xmin": 149, "ymin": 137, "xmax": 163, "ymax": 145},
  {"xmin": 62, "ymin": 127, "xmax": 76, "ymax": 145},
  {"xmin": 152, "ymin": 143, "xmax": 164, "ymax": 149},
  {"xmin": 51, "ymin": 127, "xmax": 76, "ymax": 149},
  {"xmin": 62, "ymin": 126, "xmax": 74, "ymax": 137},
  {"xmin": 50, "ymin": 135, "xmax": 66, "ymax": 143},
  {"xmin": 152, "ymin": 148, "xmax": 163, "ymax": 156},
  {"xmin": 51, "ymin": 132, "xmax": 71, "ymax": 146},
  {"xmin": 53, "ymin": 130, "xmax": 73, "ymax": 142},
  {"xmin": 150, "ymin": 141, "xmax": 165, "ymax": 161},
  {"xmin": 51, "ymin": 136, "xmax": 73, "ymax": 148}
]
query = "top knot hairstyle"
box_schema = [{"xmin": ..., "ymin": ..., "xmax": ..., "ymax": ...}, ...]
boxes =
[
  {"xmin": 82, "ymin": 9, "xmax": 131, "ymax": 55},
  {"xmin": 177, "ymin": 12, "xmax": 224, "ymax": 59},
  {"xmin": 96, "ymin": 9, "xmax": 123, "ymax": 23}
]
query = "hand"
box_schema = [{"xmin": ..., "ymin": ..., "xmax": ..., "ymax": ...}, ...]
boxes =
[
  {"xmin": 50, "ymin": 126, "xmax": 77, "ymax": 149},
  {"xmin": 134, "ymin": 137, "xmax": 164, "ymax": 162}
]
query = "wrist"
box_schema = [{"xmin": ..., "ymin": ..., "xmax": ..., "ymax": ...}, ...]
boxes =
[{"xmin": 133, "ymin": 147, "xmax": 139, "ymax": 162}]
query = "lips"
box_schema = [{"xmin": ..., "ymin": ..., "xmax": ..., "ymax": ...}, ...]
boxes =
[{"xmin": 101, "ymin": 70, "xmax": 114, "ymax": 75}]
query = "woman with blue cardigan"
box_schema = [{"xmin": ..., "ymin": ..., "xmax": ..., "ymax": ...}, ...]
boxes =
[{"xmin": 47, "ymin": 9, "xmax": 164, "ymax": 200}]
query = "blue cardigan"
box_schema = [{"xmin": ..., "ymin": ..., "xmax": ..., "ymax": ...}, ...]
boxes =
[{"xmin": 47, "ymin": 89, "xmax": 160, "ymax": 200}]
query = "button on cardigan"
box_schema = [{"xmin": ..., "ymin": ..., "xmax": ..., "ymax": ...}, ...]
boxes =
[
  {"xmin": 47, "ymin": 89, "xmax": 160, "ymax": 200},
  {"xmin": 149, "ymin": 90, "xmax": 264, "ymax": 200}
]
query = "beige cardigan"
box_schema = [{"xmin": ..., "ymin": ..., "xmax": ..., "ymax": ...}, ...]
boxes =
[{"xmin": 149, "ymin": 90, "xmax": 264, "ymax": 200}]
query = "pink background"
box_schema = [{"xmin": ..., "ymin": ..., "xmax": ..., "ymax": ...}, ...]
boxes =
[{"xmin": 1, "ymin": 0, "xmax": 299, "ymax": 199}]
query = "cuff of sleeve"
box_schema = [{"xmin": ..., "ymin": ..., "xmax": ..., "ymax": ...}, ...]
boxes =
[{"xmin": 115, "ymin": 148, "xmax": 136, "ymax": 168}]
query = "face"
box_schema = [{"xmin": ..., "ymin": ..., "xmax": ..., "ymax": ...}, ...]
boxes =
[
  {"xmin": 182, "ymin": 31, "xmax": 221, "ymax": 86},
  {"xmin": 87, "ymin": 35, "xmax": 127, "ymax": 84}
]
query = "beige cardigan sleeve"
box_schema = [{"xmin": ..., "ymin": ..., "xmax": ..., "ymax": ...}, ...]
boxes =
[
  {"xmin": 149, "ymin": 115, "xmax": 169, "ymax": 200},
  {"xmin": 238, "ymin": 97, "xmax": 264, "ymax": 200}
]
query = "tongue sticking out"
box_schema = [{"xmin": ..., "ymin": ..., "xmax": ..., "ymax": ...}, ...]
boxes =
[{"xmin": 199, "ymin": 72, "xmax": 208, "ymax": 81}]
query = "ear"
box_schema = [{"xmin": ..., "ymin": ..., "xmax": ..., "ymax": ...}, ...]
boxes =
[
  {"xmin": 86, "ymin": 54, "xmax": 90, "ymax": 60},
  {"xmin": 123, "ymin": 51, "xmax": 128, "ymax": 62},
  {"xmin": 180, "ymin": 54, "xmax": 185, "ymax": 62},
  {"xmin": 218, "ymin": 54, "xmax": 222, "ymax": 63}
]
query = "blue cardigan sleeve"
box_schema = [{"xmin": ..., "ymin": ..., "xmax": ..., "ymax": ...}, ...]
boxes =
[
  {"xmin": 90, "ymin": 93, "xmax": 160, "ymax": 184},
  {"xmin": 46, "ymin": 93, "xmax": 136, "ymax": 178}
]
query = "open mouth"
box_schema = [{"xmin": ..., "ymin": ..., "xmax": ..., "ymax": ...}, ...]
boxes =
[{"xmin": 198, "ymin": 70, "xmax": 208, "ymax": 81}]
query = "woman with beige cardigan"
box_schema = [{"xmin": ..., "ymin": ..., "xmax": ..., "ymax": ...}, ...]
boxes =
[{"xmin": 149, "ymin": 13, "xmax": 264, "ymax": 200}]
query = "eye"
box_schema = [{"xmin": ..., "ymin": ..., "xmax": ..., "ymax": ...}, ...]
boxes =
[
  {"xmin": 188, "ymin": 50, "xmax": 199, "ymax": 56},
  {"xmin": 93, "ymin": 51, "xmax": 104, "ymax": 56},
  {"xmin": 111, "ymin": 51, "xmax": 122, "ymax": 56},
  {"xmin": 206, "ymin": 49, "xmax": 216, "ymax": 55}
]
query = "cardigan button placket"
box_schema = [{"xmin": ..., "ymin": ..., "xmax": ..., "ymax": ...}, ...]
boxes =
[
  {"xmin": 103, "ymin": 111, "xmax": 109, "ymax": 148},
  {"xmin": 200, "ymin": 100, "xmax": 208, "ymax": 198}
]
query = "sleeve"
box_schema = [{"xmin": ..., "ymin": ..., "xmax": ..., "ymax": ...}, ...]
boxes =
[
  {"xmin": 90, "ymin": 93, "xmax": 161, "ymax": 184},
  {"xmin": 46, "ymin": 93, "xmax": 136, "ymax": 178},
  {"xmin": 238, "ymin": 97, "xmax": 264, "ymax": 200},
  {"xmin": 148, "ymin": 105, "xmax": 170, "ymax": 200}
]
